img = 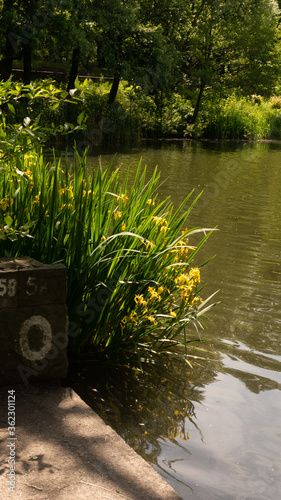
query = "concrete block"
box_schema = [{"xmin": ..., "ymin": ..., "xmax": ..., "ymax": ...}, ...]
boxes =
[{"xmin": 0, "ymin": 257, "xmax": 68, "ymax": 385}]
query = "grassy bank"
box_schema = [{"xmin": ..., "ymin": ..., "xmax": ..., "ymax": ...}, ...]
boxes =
[{"xmin": 2, "ymin": 79, "xmax": 281, "ymax": 148}]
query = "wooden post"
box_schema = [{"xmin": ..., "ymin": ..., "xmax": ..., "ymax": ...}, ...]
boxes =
[{"xmin": 0, "ymin": 257, "xmax": 68, "ymax": 385}]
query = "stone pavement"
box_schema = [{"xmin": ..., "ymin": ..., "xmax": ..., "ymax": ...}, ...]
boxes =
[{"xmin": 0, "ymin": 385, "xmax": 182, "ymax": 500}]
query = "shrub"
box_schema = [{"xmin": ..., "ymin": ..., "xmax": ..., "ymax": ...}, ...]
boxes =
[
  {"xmin": 269, "ymin": 95, "xmax": 281, "ymax": 109},
  {"xmin": 0, "ymin": 79, "xmax": 86, "ymax": 156}
]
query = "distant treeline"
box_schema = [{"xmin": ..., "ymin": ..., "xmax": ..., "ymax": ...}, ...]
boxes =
[{"xmin": 1, "ymin": 0, "xmax": 281, "ymax": 128}]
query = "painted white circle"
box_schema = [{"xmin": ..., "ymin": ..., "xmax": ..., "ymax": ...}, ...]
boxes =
[{"xmin": 19, "ymin": 315, "xmax": 52, "ymax": 361}]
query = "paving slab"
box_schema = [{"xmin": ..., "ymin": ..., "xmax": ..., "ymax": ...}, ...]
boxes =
[{"xmin": 0, "ymin": 385, "xmax": 182, "ymax": 500}]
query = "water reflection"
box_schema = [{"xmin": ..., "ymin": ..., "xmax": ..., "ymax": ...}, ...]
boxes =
[
  {"xmin": 72, "ymin": 140, "xmax": 281, "ymax": 498},
  {"xmin": 68, "ymin": 355, "xmax": 218, "ymax": 476}
]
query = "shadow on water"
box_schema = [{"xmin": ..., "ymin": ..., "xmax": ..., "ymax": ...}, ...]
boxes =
[
  {"xmin": 68, "ymin": 351, "xmax": 219, "ymax": 465},
  {"xmin": 68, "ymin": 140, "xmax": 281, "ymax": 499}
]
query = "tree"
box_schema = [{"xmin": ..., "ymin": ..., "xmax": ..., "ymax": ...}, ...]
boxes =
[
  {"xmin": 43, "ymin": 1, "xmax": 97, "ymax": 91},
  {"xmin": 94, "ymin": 0, "xmax": 140, "ymax": 103},
  {"xmin": 0, "ymin": 0, "xmax": 18, "ymax": 80},
  {"xmin": 139, "ymin": 0, "xmax": 281, "ymax": 123},
  {"xmin": 0, "ymin": 0, "xmax": 97, "ymax": 86},
  {"xmin": 0, "ymin": 0, "xmax": 55, "ymax": 84},
  {"xmin": 173, "ymin": 0, "xmax": 281, "ymax": 123},
  {"xmin": 1, "ymin": 0, "xmax": 280, "ymax": 123}
]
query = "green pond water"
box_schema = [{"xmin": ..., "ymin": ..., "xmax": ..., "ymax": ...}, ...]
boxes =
[{"xmin": 72, "ymin": 140, "xmax": 281, "ymax": 499}]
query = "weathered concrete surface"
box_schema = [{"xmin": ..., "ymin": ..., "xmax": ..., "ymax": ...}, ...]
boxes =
[
  {"xmin": 0, "ymin": 385, "xmax": 182, "ymax": 500},
  {"xmin": 0, "ymin": 257, "xmax": 67, "ymax": 307},
  {"xmin": 0, "ymin": 257, "xmax": 68, "ymax": 386}
]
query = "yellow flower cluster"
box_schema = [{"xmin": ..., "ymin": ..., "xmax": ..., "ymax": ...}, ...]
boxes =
[
  {"xmin": 173, "ymin": 239, "xmax": 191, "ymax": 260},
  {"xmin": 148, "ymin": 286, "xmax": 167, "ymax": 301},
  {"xmin": 152, "ymin": 216, "xmax": 168, "ymax": 228},
  {"xmin": 174, "ymin": 267, "xmax": 201, "ymax": 303},
  {"xmin": 120, "ymin": 193, "xmax": 129, "ymax": 203},
  {"xmin": 175, "ymin": 268, "xmax": 200, "ymax": 285},
  {"xmin": 83, "ymin": 189, "xmax": 92, "ymax": 197},
  {"xmin": 122, "ymin": 285, "xmax": 171, "ymax": 330},
  {"xmin": 189, "ymin": 267, "xmax": 201, "ymax": 283},
  {"xmin": 129, "ymin": 311, "xmax": 138, "ymax": 324},
  {"xmin": 119, "ymin": 231, "xmax": 202, "ymax": 331},
  {"xmin": 175, "ymin": 273, "xmax": 189, "ymax": 285},
  {"xmin": 177, "ymin": 283, "xmax": 194, "ymax": 301},
  {"xmin": 134, "ymin": 294, "xmax": 148, "ymax": 307},
  {"xmin": 121, "ymin": 310, "xmax": 139, "ymax": 329},
  {"xmin": 24, "ymin": 153, "xmax": 37, "ymax": 168},
  {"xmin": 0, "ymin": 198, "xmax": 13, "ymax": 211},
  {"xmin": 24, "ymin": 153, "xmax": 36, "ymax": 160},
  {"xmin": 147, "ymin": 315, "xmax": 157, "ymax": 325},
  {"xmin": 58, "ymin": 187, "xmax": 74, "ymax": 198},
  {"xmin": 114, "ymin": 210, "xmax": 122, "ymax": 220},
  {"xmin": 120, "ymin": 281, "xmax": 179, "ymax": 331},
  {"xmin": 192, "ymin": 296, "xmax": 203, "ymax": 305},
  {"xmin": 169, "ymin": 308, "xmax": 177, "ymax": 318},
  {"xmin": 31, "ymin": 195, "xmax": 40, "ymax": 205},
  {"xmin": 24, "ymin": 169, "xmax": 33, "ymax": 180},
  {"xmin": 160, "ymin": 225, "xmax": 168, "ymax": 234}
]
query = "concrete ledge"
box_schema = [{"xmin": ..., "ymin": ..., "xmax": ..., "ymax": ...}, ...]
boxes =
[
  {"xmin": 0, "ymin": 386, "xmax": 182, "ymax": 499},
  {"xmin": 0, "ymin": 257, "xmax": 68, "ymax": 386}
]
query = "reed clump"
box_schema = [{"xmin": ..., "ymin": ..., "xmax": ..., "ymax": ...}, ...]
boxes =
[
  {"xmin": 202, "ymin": 94, "xmax": 281, "ymax": 140},
  {"xmin": 0, "ymin": 147, "xmax": 215, "ymax": 365}
]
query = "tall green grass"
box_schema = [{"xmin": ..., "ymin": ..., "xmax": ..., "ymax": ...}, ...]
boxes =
[
  {"xmin": 0, "ymin": 148, "xmax": 216, "ymax": 365},
  {"xmin": 202, "ymin": 94, "xmax": 281, "ymax": 140}
]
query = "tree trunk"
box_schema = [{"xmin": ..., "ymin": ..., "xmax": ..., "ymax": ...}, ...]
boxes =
[
  {"xmin": 67, "ymin": 47, "xmax": 80, "ymax": 92},
  {"xmin": 0, "ymin": 34, "xmax": 14, "ymax": 80},
  {"xmin": 1, "ymin": 0, "xmax": 17, "ymax": 80},
  {"xmin": 191, "ymin": 80, "xmax": 205, "ymax": 125},
  {"xmin": 23, "ymin": 43, "xmax": 32, "ymax": 85},
  {"xmin": 108, "ymin": 72, "xmax": 120, "ymax": 105}
]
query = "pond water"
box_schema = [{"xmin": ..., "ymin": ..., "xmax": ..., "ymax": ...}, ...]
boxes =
[{"xmin": 71, "ymin": 140, "xmax": 281, "ymax": 499}]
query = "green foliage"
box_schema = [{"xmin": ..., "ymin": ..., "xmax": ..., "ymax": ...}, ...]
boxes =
[
  {"xmin": 269, "ymin": 95, "xmax": 281, "ymax": 109},
  {"xmin": 0, "ymin": 80, "xmax": 86, "ymax": 158},
  {"xmin": 71, "ymin": 79, "xmax": 142, "ymax": 145},
  {"xmin": 185, "ymin": 0, "xmax": 281, "ymax": 94},
  {"xmin": 0, "ymin": 145, "xmax": 215, "ymax": 365},
  {"xmin": 2, "ymin": 0, "xmax": 281, "ymax": 121},
  {"xmin": 3, "ymin": 79, "xmax": 281, "ymax": 145},
  {"xmin": 202, "ymin": 96, "xmax": 269, "ymax": 140},
  {"xmin": 161, "ymin": 94, "xmax": 193, "ymax": 137},
  {"xmin": 201, "ymin": 94, "xmax": 281, "ymax": 140}
]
